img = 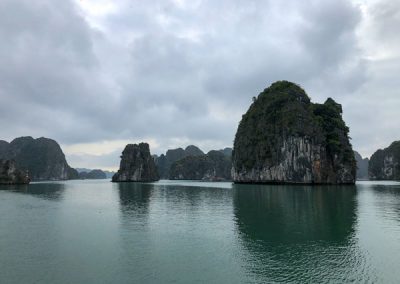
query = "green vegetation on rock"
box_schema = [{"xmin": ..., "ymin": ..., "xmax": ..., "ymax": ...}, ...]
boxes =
[
  {"xmin": 155, "ymin": 145, "xmax": 205, "ymax": 179},
  {"xmin": 0, "ymin": 137, "xmax": 78, "ymax": 181},
  {"xmin": 112, "ymin": 143, "xmax": 159, "ymax": 182},
  {"xmin": 169, "ymin": 150, "xmax": 231, "ymax": 181},
  {"xmin": 0, "ymin": 159, "xmax": 30, "ymax": 184},
  {"xmin": 232, "ymin": 81, "xmax": 356, "ymax": 184}
]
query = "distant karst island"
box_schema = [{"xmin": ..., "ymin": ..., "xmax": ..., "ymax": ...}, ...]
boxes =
[
  {"xmin": 1, "ymin": 81, "xmax": 399, "ymax": 185},
  {"xmin": 0, "ymin": 136, "xmax": 78, "ymax": 182},
  {"xmin": 154, "ymin": 145, "xmax": 232, "ymax": 181},
  {"xmin": 0, "ymin": 137, "xmax": 111, "ymax": 184}
]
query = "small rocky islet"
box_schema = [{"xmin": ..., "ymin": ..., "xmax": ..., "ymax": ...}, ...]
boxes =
[
  {"xmin": 112, "ymin": 143, "xmax": 159, "ymax": 182},
  {"xmin": 1, "ymin": 81, "xmax": 399, "ymax": 184}
]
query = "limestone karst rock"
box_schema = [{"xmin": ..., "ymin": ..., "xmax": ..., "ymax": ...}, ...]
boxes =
[
  {"xmin": 0, "ymin": 136, "xmax": 78, "ymax": 181},
  {"xmin": 169, "ymin": 150, "xmax": 232, "ymax": 181},
  {"xmin": 232, "ymin": 81, "xmax": 356, "ymax": 184},
  {"xmin": 154, "ymin": 145, "xmax": 205, "ymax": 179},
  {"xmin": 0, "ymin": 159, "xmax": 30, "ymax": 184},
  {"xmin": 369, "ymin": 141, "xmax": 400, "ymax": 180},
  {"xmin": 112, "ymin": 143, "xmax": 159, "ymax": 182}
]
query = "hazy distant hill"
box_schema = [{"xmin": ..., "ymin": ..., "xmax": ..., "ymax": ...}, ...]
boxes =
[
  {"xmin": 76, "ymin": 168, "xmax": 115, "ymax": 179},
  {"xmin": 354, "ymin": 151, "xmax": 369, "ymax": 180},
  {"xmin": 76, "ymin": 168, "xmax": 92, "ymax": 173},
  {"xmin": 79, "ymin": 169, "xmax": 107, "ymax": 179}
]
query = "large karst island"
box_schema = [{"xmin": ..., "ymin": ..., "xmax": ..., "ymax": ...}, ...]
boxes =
[{"xmin": 232, "ymin": 81, "xmax": 356, "ymax": 184}]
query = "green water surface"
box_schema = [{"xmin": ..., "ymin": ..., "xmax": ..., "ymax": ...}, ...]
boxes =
[{"xmin": 1, "ymin": 180, "xmax": 400, "ymax": 283}]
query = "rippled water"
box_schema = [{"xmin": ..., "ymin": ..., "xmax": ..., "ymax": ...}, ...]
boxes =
[{"xmin": 1, "ymin": 180, "xmax": 400, "ymax": 283}]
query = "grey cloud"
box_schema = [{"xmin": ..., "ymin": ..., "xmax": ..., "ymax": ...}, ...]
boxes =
[
  {"xmin": 0, "ymin": 0, "xmax": 113, "ymax": 143},
  {"xmin": 0, "ymin": 0, "xmax": 398, "ymax": 169},
  {"xmin": 368, "ymin": 0, "xmax": 400, "ymax": 48},
  {"xmin": 67, "ymin": 150, "xmax": 121, "ymax": 170}
]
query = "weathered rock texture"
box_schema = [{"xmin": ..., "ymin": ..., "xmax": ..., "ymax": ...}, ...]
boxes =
[
  {"xmin": 369, "ymin": 141, "xmax": 400, "ymax": 180},
  {"xmin": 232, "ymin": 81, "xmax": 356, "ymax": 184},
  {"xmin": 354, "ymin": 151, "xmax": 369, "ymax": 180},
  {"xmin": 0, "ymin": 136, "xmax": 78, "ymax": 181},
  {"xmin": 169, "ymin": 150, "xmax": 232, "ymax": 181},
  {"xmin": 0, "ymin": 159, "xmax": 30, "ymax": 184},
  {"xmin": 154, "ymin": 145, "xmax": 204, "ymax": 179},
  {"xmin": 112, "ymin": 143, "xmax": 159, "ymax": 182}
]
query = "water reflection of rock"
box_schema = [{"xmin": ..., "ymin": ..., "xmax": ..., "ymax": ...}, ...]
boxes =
[
  {"xmin": 233, "ymin": 184, "xmax": 364, "ymax": 282},
  {"xmin": 370, "ymin": 183, "xmax": 400, "ymax": 220},
  {"xmin": 116, "ymin": 182, "xmax": 153, "ymax": 218},
  {"xmin": 2, "ymin": 183, "xmax": 66, "ymax": 201},
  {"xmin": 234, "ymin": 184, "xmax": 357, "ymax": 243},
  {"xmin": 156, "ymin": 184, "xmax": 231, "ymax": 211}
]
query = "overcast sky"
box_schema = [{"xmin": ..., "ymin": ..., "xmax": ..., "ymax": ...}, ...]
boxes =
[{"xmin": 1, "ymin": 0, "xmax": 399, "ymax": 170}]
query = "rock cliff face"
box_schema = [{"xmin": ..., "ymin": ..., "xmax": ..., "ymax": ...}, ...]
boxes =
[
  {"xmin": 112, "ymin": 143, "xmax": 159, "ymax": 182},
  {"xmin": 169, "ymin": 150, "xmax": 232, "ymax": 181},
  {"xmin": 354, "ymin": 151, "xmax": 369, "ymax": 180},
  {"xmin": 369, "ymin": 141, "xmax": 400, "ymax": 180},
  {"xmin": 0, "ymin": 136, "xmax": 78, "ymax": 181},
  {"xmin": 232, "ymin": 81, "xmax": 356, "ymax": 184},
  {"xmin": 155, "ymin": 145, "xmax": 204, "ymax": 179},
  {"xmin": 0, "ymin": 159, "xmax": 30, "ymax": 184}
]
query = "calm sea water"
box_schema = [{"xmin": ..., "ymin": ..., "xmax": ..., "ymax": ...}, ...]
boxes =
[{"xmin": 1, "ymin": 180, "xmax": 400, "ymax": 283}]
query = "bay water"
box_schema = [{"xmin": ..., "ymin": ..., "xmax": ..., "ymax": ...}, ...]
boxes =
[{"xmin": 1, "ymin": 180, "xmax": 400, "ymax": 283}]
